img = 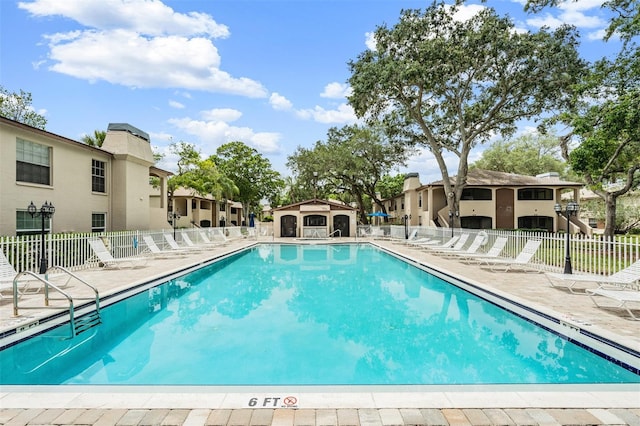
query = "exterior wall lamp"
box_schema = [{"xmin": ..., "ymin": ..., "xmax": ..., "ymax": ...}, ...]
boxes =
[
  {"xmin": 554, "ymin": 202, "xmax": 579, "ymax": 274},
  {"xmin": 27, "ymin": 201, "xmax": 55, "ymax": 274}
]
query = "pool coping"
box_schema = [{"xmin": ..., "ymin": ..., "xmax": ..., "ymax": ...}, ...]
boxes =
[{"xmin": 1, "ymin": 384, "xmax": 639, "ymax": 409}]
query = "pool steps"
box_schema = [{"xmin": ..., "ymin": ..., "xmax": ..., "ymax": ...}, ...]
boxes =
[{"xmin": 12, "ymin": 266, "xmax": 102, "ymax": 339}]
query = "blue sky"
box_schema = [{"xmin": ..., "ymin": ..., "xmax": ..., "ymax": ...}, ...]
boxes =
[{"xmin": 0, "ymin": 0, "xmax": 619, "ymax": 184}]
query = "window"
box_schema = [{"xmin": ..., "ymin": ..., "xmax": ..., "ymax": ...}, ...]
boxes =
[
  {"xmin": 518, "ymin": 216, "xmax": 553, "ymax": 231},
  {"xmin": 230, "ymin": 207, "xmax": 237, "ymax": 214},
  {"xmin": 16, "ymin": 138, "xmax": 51, "ymax": 185},
  {"xmin": 16, "ymin": 211, "xmax": 50, "ymax": 236},
  {"xmin": 219, "ymin": 203, "xmax": 226, "ymax": 212},
  {"xmin": 92, "ymin": 159, "xmax": 106, "ymax": 193},
  {"xmin": 303, "ymin": 215, "xmax": 327, "ymax": 226},
  {"xmin": 418, "ymin": 193, "xmax": 422, "ymax": 208},
  {"xmin": 518, "ymin": 188, "xmax": 553, "ymax": 200},
  {"xmin": 461, "ymin": 216, "xmax": 492, "ymax": 229},
  {"xmin": 462, "ymin": 188, "xmax": 492, "ymax": 200},
  {"xmin": 92, "ymin": 213, "xmax": 106, "ymax": 232}
]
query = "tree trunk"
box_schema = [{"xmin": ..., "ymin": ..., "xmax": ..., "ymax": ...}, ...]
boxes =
[
  {"xmin": 354, "ymin": 191, "xmax": 368, "ymax": 224},
  {"xmin": 603, "ymin": 192, "xmax": 617, "ymax": 238}
]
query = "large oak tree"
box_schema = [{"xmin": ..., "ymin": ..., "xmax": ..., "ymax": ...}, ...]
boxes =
[
  {"xmin": 348, "ymin": 3, "xmax": 585, "ymax": 226},
  {"xmin": 287, "ymin": 124, "xmax": 412, "ymax": 223},
  {"xmin": 212, "ymin": 141, "xmax": 284, "ymax": 225},
  {"xmin": 525, "ymin": 0, "xmax": 639, "ymax": 237}
]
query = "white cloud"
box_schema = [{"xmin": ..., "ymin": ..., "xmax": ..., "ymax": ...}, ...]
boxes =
[
  {"xmin": 587, "ymin": 28, "xmax": 608, "ymax": 40},
  {"xmin": 269, "ymin": 92, "xmax": 293, "ymax": 111},
  {"xmin": 296, "ymin": 103, "xmax": 357, "ymax": 124},
  {"xmin": 525, "ymin": 0, "xmax": 607, "ymax": 31},
  {"xmin": 200, "ymin": 108, "xmax": 242, "ymax": 122},
  {"xmin": 557, "ymin": 0, "xmax": 606, "ymax": 12},
  {"xmin": 450, "ymin": 4, "xmax": 486, "ymax": 22},
  {"xmin": 320, "ymin": 82, "xmax": 352, "ymax": 99},
  {"xmin": 526, "ymin": 14, "xmax": 565, "ymax": 29},
  {"xmin": 560, "ymin": 10, "xmax": 606, "ymax": 28},
  {"xmin": 169, "ymin": 100, "xmax": 185, "ymax": 109},
  {"xmin": 19, "ymin": 0, "xmax": 230, "ymax": 37},
  {"xmin": 174, "ymin": 90, "xmax": 192, "ymax": 99},
  {"xmin": 21, "ymin": 0, "xmax": 267, "ymax": 97},
  {"xmin": 168, "ymin": 116, "xmax": 281, "ymax": 154},
  {"xmin": 365, "ymin": 31, "xmax": 376, "ymax": 51},
  {"xmin": 401, "ymin": 149, "xmax": 460, "ymax": 185}
]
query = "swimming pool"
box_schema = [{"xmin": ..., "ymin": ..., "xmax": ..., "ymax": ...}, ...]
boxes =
[{"xmin": 1, "ymin": 243, "xmax": 638, "ymax": 385}]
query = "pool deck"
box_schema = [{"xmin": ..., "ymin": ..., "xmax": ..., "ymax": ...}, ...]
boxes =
[{"xmin": 1, "ymin": 237, "xmax": 639, "ymax": 425}]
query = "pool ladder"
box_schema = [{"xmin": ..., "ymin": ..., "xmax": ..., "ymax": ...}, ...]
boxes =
[{"xmin": 13, "ymin": 266, "xmax": 101, "ymax": 339}]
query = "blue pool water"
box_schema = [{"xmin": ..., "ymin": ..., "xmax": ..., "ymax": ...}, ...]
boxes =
[{"xmin": 1, "ymin": 244, "xmax": 638, "ymax": 385}]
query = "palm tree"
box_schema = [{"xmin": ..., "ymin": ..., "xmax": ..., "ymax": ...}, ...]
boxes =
[{"xmin": 82, "ymin": 130, "xmax": 106, "ymax": 147}]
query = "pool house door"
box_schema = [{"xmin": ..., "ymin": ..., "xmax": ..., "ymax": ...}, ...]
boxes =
[{"xmin": 281, "ymin": 215, "xmax": 297, "ymax": 237}]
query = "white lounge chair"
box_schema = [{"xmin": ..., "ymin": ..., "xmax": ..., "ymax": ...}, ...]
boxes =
[
  {"xmin": 226, "ymin": 227, "xmax": 244, "ymax": 239},
  {"xmin": 455, "ymin": 236, "xmax": 508, "ymax": 263},
  {"xmin": 394, "ymin": 229, "xmax": 418, "ymax": 243},
  {"xmin": 420, "ymin": 234, "xmax": 469, "ymax": 252},
  {"xmin": 142, "ymin": 235, "xmax": 188, "ymax": 257},
  {"xmin": 200, "ymin": 230, "xmax": 229, "ymax": 246},
  {"xmin": 393, "ymin": 229, "xmax": 420, "ymax": 244},
  {"xmin": 163, "ymin": 233, "xmax": 205, "ymax": 252},
  {"xmin": 546, "ymin": 259, "xmax": 640, "ymax": 294},
  {"xmin": 1, "ymin": 250, "xmax": 70, "ymax": 298},
  {"xmin": 88, "ymin": 239, "xmax": 147, "ymax": 269},
  {"xmin": 587, "ymin": 288, "xmax": 640, "ymax": 320},
  {"xmin": 371, "ymin": 228, "xmax": 385, "ymax": 238},
  {"xmin": 438, "ymin": 233, "xmax": 486, "ymax": 258},
  {"xmin": 209, "ymin": 229, "xmax": 231, "ymax": 244},
  {"xmin": 408, "ymin": 235, "xmax": 459, "ymax": 249},
  {"xmin": 1, "ymin": 251, "xmax": 41, "ymax": 298},
  {"xmin": 180, "ymin": 231, "xmax": 219, "ymax": 249},
  {"xmin": 479, "ymin": 239, "xmax": 543, "ymax": 273},
  {"xmin": 404, "ymin": 237, "xmax": 435, "ymax": 245}
]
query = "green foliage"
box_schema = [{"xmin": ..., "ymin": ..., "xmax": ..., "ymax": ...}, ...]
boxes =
[
  {"xmin": 376, "ymin": 174, "xmax": 406, "ymax": 200},
  {"xmin": 287, "ymin": 123, "xmax": 411, "ymax": 222},
  {"xmin": 0, "ymin": 86, "xmax": 47, "ymax": 129},
  {"xmin": 555, "ymin": 47, "xmax": 640, "ymax": 236},
  {"xmin": 81, "ymin": 130, "xmax": 106, "ymax": 147},
  {"xmin": 212, "ymin": 141, "xmax": 284, "ymax": 218},
  {"xmin": 167, "ymin": 141, "xmax": 239, "ymax": 203},
  {"xmin": 472, "ymin": 133, "xmax": 566, "ymax": 177},
  {"xmin": 347, "ymin": 2, "xmax": 585, "ymax": 225}
]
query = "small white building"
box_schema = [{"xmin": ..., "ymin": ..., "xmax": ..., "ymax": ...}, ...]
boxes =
[{"xmin": 272, "ymin": 199, "xmax": 358, "ymax": 238}]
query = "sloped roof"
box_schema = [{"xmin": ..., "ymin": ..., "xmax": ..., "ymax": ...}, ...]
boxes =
[
  {"xmin": 426, "ymin": 169, "xmax": 583, "ymax": 188},
  {"xmin": 272, "ymin": 198, "xmax": 357, "ymax": 212}
]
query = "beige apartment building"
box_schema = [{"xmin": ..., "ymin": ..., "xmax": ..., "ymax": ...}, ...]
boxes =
[
  {"xmin": 380, "ymin": 170, "xmax": 589, "ymax": 234},
  {"xmin": 0, "ymin": 117, "xmax": 171, "ymax": 236},
  {"xmin": 170, "ymin": 187, "xmax": 244, "ymax": 229}
]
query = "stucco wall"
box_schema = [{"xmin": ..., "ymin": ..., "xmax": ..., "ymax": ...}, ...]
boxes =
[{"xmin": 1, "ymin": 121, "xmax": 111, "ymax": 235}]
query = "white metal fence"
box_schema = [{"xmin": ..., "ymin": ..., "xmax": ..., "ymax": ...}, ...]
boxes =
[
  {"xmin": 356, "ymin": 225, "xmax": 640, "ymax": 275},
  {"xmin": 1, "ymin": 225, "xmax": 638, "ymax": 276},
  {"xmin": 0, "ymin": 227, "xmax": 262, "ymax": 273}
]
